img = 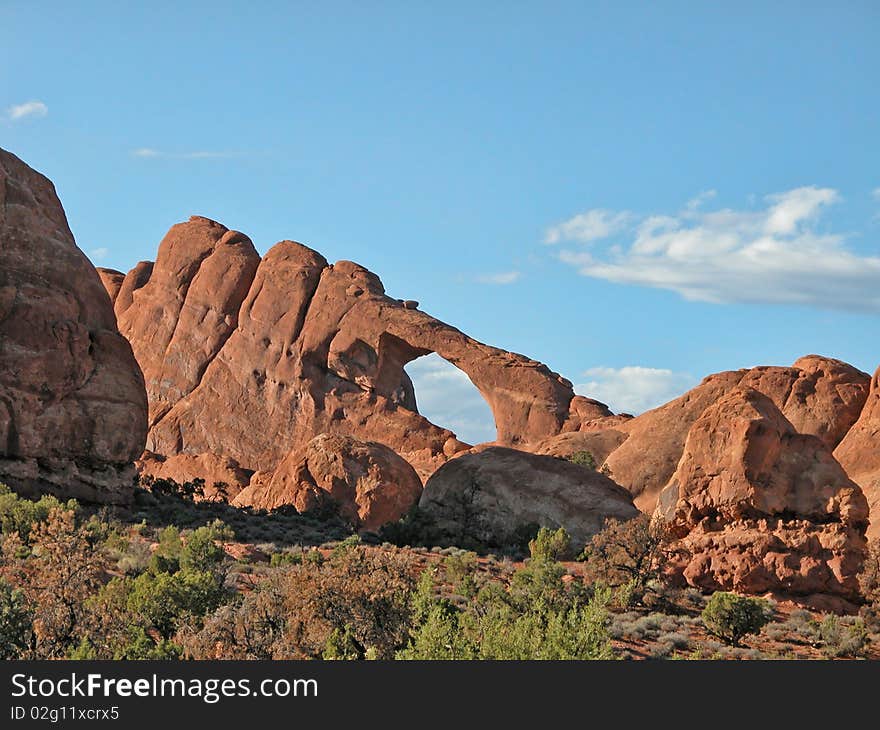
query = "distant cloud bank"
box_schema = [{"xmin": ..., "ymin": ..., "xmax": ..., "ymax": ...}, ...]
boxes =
[
  {"xmin": 547, "ymin": 186, "xmax": 880, "ymax": 312},
  {"xmin": 6, "ymin": 100, "xmax": 48, "ymax": 121}
]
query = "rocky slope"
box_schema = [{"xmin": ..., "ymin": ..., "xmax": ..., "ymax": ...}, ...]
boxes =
[
  {"xmin": 0, "ymin": 147, "xmax": 147, "ymax": 502},
  {"xmin": 654, "ymin": 388, "xmax": 868, "ymax": 608}
]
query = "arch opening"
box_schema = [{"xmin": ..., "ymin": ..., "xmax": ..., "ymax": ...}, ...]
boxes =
[{"xmin": 404, "ymin": 352, "xmax": 497, "ymax": 446}]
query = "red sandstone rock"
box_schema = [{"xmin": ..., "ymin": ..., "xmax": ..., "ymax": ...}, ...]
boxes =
[
  {"xmin": 96, "ymin": 267, "xmax": 125, "ymax": 305},
  {"xmin": 232, "ymin": 434, "xmax": 422, "ymax": 531},
  {"xmin": 0, "ymin": 148, "xmax": 147, "ymax": 503},
  {"xmin": 115, "ymin": 220, "xmax": 576, "ymax": 481},
  {"xmin": 419, "ymin": 446, "xmax": 639, "ymax": 550},
  {"xmin": 654, "ymin": 387, "xmax": 868, "ymax": 603},
  {"xmin": 835, "ymin": 366, "xmax": 880, "ymax": 540},
  {"xmin": 604, "ymin": 357, "xmax": 870, "ymax": 513},
  {"xmin": 115, "ymin": 216, "xmax": 261, "ymax": 426},
  {"xmin": 531, "ymin": 429, "xmax": 628, "ymax": 465},
  {"xmin": 136, "ymin": 450, "xmax": 252, "ymax": 501}
]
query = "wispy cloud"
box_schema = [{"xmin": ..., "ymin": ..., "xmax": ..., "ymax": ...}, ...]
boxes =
[
  {"xmin": 406, "ymin": 353, "xmax": 496, "ymax": 445},
  {"xmin": 553, "ymin": 186, "xmax": 880, "ymax": 312},
  {"xmin": 575, "ymin": 366, "xmax": 697, "ymax": 415},
  {"xmin": 685, "ymin": 189, "xmax": 717, "ymax": 211},
  {"xmin": 131, "ymin": 148, "xmax": 232, "ymax": 160},
  {"xmin": 6, "ymin": 100, "xmax": 48, "ymax": 121},
  {"xmin": 873, "ymin": 187, "xmax": 880, "ymax": 201},
  {"xmin": 89, "ymin": 247, "xmax": 110, "ymax": 262},
  {"xmin": 544, "ymin": 209, "xmax": 631, "ymax": 245},
  {"xmin": 475, "ymin": 271, "xmax": 522, "ymax": 285}
]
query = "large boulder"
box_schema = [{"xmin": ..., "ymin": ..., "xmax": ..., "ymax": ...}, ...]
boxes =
[
  {"xmin": 0, "ymin": 148, "xmax": 147, "ymax": 503},
  {"xmin": 835, "ymin": 366, "xmax": 880, "ymax": 540},
  {"xmin": 654, "ymin": 387, "xmax": 868, "ymax": 605},
  {"xmin": 233, "ymin": 434, "xmax": 422, "ymax": 531},
  {"xmin": 604, "ymin": 357, "xmax": 870, "ymax": 513},
  {"xmin": 419, "ymin": 446, "xmax": 639, "ymax": 550},
  {"xmin": 604, "ymin": 371, "xmax": 744, "ymax": 512},
  {"xmin": 110, "ymin": 219, "xmax": 576, "ymax": 480}
]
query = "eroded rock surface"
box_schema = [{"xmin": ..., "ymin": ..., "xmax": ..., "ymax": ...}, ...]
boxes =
[{"xmin": 0, "ymin": 148, "xmax": 147, "ymax": 502}]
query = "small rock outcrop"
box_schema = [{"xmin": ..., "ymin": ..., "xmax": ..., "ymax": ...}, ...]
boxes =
[
  {"xmin": 654, "ymin": 388, "xmax": 868, "ymax": 606},
  {"xmin": 0, "ymin": 148, "xmax": 147, "ymax": 502},
  {"xmin": 233, "ymin": 434, "xmax": 423, "ymax": 531},
  {"xmin": 603, "ymin": 357, "xmax": 870, "ymax": 513},
  {"xmin": 136, "ymin": 451, "xmax": 252, "ymax": 502},
  {"xmin": 419, "ymin": 446, "xmax": 639, "ymax": 550}
]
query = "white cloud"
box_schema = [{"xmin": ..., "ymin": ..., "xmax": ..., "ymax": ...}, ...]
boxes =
[
  {"xmin": 7, "ymin": 100, "xmax": 48, "ymax": 121},
  {"xmin": 554, "ymin": 186, "xmax": 880, "ymax": 312},
  {"xmin": 89, "ymin": 247, "xmax": 109, "ymax": 262},
  {"xmin": 475, "ymin": 271, "xmax": 521, "ymax": 285},
  {"xmin": 131, "ymin": 148, "xmax": 231, "ymax": 160},
  {"xmin": 685, "ymin": 189, "xmax": 717, "ymax": 212},
  {"xmin": 574, "ymin": 366, "xmax": 698, "ymax": 415},
  {"xmin": 873, "ymin": 188, "xmax": 880, "ymax": 201},
  {"xmin": 544, "ymin": 209, "xmax": 631, "ymax": 244},
  {"xmin": 405, "ymin": 353, "xmax": 496, "ymax": 445}
]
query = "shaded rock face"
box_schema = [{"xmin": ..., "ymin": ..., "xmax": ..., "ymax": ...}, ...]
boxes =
[
  {"xmin": 136, "ymin": 451, "xmax": 253, "ymax": 502},
  {"xmin": 835, "ymin": 366, "xmax": 880, "ymax": 540},
  {"xmin": 419, "ymin": 446, "xmax": 639, "ymax": 551},
  {"xmin": 655, "ymin": 388, "xmax": 868, "ymax": 604},
  {"xmin": 111, "ymin": 217, "xmax": 576, "ymax": 480},
  {"xmin": 531, "ymin": 430, "xmax": 628, "ymax": 466},
  {"xmin": 0, "ymin": 148, "xmax": 147, "ymax": 503},
  {"xmin": 604, "ymin": 357, "xmax": 870, "ymax": 513},
  {"xmin": 233, "ymin": 434, "xmax": 422, "ymax": 531}
]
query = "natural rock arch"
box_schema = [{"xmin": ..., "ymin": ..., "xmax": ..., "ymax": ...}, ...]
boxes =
[{"xmin": 106, "ymin": 217, "xmax": 578, "ymax": 479}]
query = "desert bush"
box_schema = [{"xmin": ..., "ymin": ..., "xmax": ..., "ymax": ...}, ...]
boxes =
[
  {"xmin": 1, "ymin": 507, "xmax": 108, "ymax": 658},
  {"xmin": 401, "ymin": 550, "xmax": 612, "ymax": 660},
  {"xmin": 443, "ymin": 551, "xmax": 479, "ymax": 597},
  {"xmin": 0, "ymin": 577, "xmax": 32, "ymax": 659},
  {"xmin": 580, "ymin": 514, "xmax": 667, "ymax": 605},
  {"xmin": 701, "ymin": 592, "xmax": 770, "ymax": 646},
  {"xmin": 528, "ymin": 527, "xmax": 573, "ymax": 563},
  {"xmin": 818, "ymin": 615, "xmax": 869, "ymax": 658},
  {"xmin": 0, "ymin": 484, "xmax": 78, "ymax": 544},
  {"xmin": 568, "ymin": 451, "xmax": 596, "ymax": 470},
  {"xmin": 187, "ymin": 546, "xmax": 416, "ymax": 660}
]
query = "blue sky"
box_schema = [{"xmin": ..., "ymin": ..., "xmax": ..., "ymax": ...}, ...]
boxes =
[{"xmin": 2, "ymin": 2, "xmax": 878, "ymax": 443}]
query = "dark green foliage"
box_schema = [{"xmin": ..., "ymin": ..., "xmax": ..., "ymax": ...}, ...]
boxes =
[
  {"xmin": 701, "ymin": 592, "xmax": 771, "ymax": 646},
  {"xmin": 0, "ymin": 483, "xmax": 78, "ymax": 543},
  {"xmin": 139, "ymin": 475, "xmax": 205, "ymax": 501},
  {"xmin": 580, "ymin": 514, "xmax": 667, "ymax": 606},
  {"xmin": 568, "ymin": 451, "xmax": 596, "ymax": 470},
  {"xmin": 0, "ymin": 577, "xmax": 32, "ymax": 659},
  {"xmin": 400, "ymin": 549, "xmax": 612, "ymax": 660},
  {"xmin": 528, "ymin": 527, "xmax": 573, "ymax": 563}
]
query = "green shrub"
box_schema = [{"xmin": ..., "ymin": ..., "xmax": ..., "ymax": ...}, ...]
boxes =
[
  {"xmin": 568, "ymin": 451, "xmax": 596, "ymax": 470},
  {"xmin": 0, "ymin": 484, "xmax": 77, "ymax": 543},
  {"xmin": 580, "ymin": 515, "xmax": 667, "ymax": 605},
  {"xmin": 701, "ymin": 592, "xmax": 770, "ymax": 646},
  {"xmin": 818, "ymin": 615, "xmax": 868, "ymax": 658},
  {"xmin": 0, "ymin": 578, "xmax": 32, "ymax": 659},
  {"xmin": 528, "ymin": 527, "xmax": 573, "ymax": 563}
]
